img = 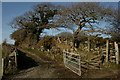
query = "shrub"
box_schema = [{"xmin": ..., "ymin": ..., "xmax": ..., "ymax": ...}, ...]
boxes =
[{"xmin": 39, "ymin": 36, "xmax": 55, "ymax": 50}]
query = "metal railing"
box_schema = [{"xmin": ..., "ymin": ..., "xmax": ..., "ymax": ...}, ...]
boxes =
[{"xmin": 63, "ymin": 50, "xmax": 81, "ymax": 76}]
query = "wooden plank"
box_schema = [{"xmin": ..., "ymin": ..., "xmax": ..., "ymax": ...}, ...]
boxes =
[
  {"xmin": 90, "ymin": 55, "xmax": 100, "ymax": 60},
  {"xmin": 88, "ymin": 64, "xmax": 100, "ymax": 69},
  {"xmin": 15, "ymin": 49, "xmax": 17, "ymax": 67},
  {"xmin": 81, "ymin": 61, "xmax": 88, "ymax": 64},
  {"xmin": 106, "ymin": 39, "xmax": 109, "ymax": 63},
  {"xmin": 110, "ymin": 56, "xmax": 116, "ymax": 58},
  {"xmin": 79, "ymin": 55, "xmax": 81, "ymax": 76},
  {"xmin": 88, "ymin": 37, "xmax": 91, "ymax": 52},
  {"xmin": 88, "ymin": 58, "xmax": 99, "ymax": 63},
  {"xmin": 114, "ymin": 42, "xmax": 119, "ymax": 64},
  {"xmin": 65, "ymin": 55, "xmax": 79, "ymax": 61},
  {"xmin": 90, "ymin": 62, "xmax": 98, "ymax": 64},
  {"xmin": 81, "ymin": 55, "xmax": 100, "ymax": 64},
  {"xmin": 81, "ymin": 65, "xmax": 91, "ymax": 70}
]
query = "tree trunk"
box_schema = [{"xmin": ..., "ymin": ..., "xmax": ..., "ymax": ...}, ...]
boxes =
[
  {"xmin": 73, "ymin": 34, "xmax": 79, "ymax": 48},
  {"xmin": 36, "ymin": 29, "xmax": 43, "ymax": 42},
  {"xmin": 73, "ymin": 25, "xmax": 82, "ymax": 48}
]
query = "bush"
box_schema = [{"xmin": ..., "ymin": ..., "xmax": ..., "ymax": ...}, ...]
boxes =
[{"xmin": 39, "ymin": 36, "xmax": 55, "ymax": 50}]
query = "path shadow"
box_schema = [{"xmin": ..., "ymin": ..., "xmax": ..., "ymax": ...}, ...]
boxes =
[{"xmin": 17, "ymin": 49, "xmax": 38, "ymax": 70}]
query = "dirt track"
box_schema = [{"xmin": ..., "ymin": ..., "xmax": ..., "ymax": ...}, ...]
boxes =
[
  {"xmin": 3, "ymin": 48, "xmax": 120, "ymax": 79},
  {"xmin": 3, "ymin": 48, "xmax": 80, "ymax": 79}
]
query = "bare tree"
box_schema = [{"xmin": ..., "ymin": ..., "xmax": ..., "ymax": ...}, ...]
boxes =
[
  {"xmin": 105, "ymin": 5, "xmax": 120, "ymax": 42},
  {"xmin": 9, "ymin": 3, "xmax": 61, "ymax": 46},
  {"xmin": 57, "ymin": 2, "xmax": 116, "ymax": 48}
]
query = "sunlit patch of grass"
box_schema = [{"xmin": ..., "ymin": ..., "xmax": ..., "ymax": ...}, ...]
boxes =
[
  {"xmin": 25, "ymin": 48, "xmax": 45, "ymax": 54},
  {"xmin": 24, "ymin": 48, "xmax": 64, "ymax": 63}
]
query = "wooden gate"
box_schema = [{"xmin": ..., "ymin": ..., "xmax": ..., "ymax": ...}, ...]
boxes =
[
  {"xmin": 63, "ymin": 50, "xmax": 81, "ymax": 76},
  {"xmin": 105, "ymin": 40, "xmax": 119, "ymax": 64}
]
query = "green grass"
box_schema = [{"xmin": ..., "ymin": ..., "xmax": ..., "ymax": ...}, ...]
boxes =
[
  {"xmin": 24, "ymin": 48, "xmax": 63, "ymax": 63},
  {"xmin": 25, "ymin": 48, "xmax": 45, "ymax": 54},
  {"xmin": 105, "ymin": 63, "xmax": 120, "ymax": 69}
]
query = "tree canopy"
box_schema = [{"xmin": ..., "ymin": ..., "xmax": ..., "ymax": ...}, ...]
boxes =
[
  {"xmin": 10, "ymin": 3, "xmax": 61, "ymax": 46},
  {"xmin": 10, "ymin": 2, "xmax": 119, "ymax": 48},
  {"xmin": 55, "ymin": 2, "xmax": 119, "ymax": 47}
]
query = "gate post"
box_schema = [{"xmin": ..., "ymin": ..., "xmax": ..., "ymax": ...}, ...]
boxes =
[
  {"xmin": 15, "ymin": 49, "xmax": 17, "ymax": 67},
  {"xmin": 88, "ymin": 37, "xmax": 91, "ymax": 52},
  {"xmin": 2, "ymin": 58, "xmax": 4, "ymax": 77},
  {"xmin": 79, "ymin": 55, "xmax": 81, "ymax": 76},
  {"xmin": 106, "ymin": 39, "xmax": 109, "ymax": 63},
  {"xmin": 114, "ymin": 42, "xmax": 119, "ymax": 64},
  {"xmin": 63, "ymin": 49, "xmax": 66, "ymax": 64}
]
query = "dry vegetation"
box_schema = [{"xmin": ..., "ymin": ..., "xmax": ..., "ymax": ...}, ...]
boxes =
[{"xmin": 2, "ymin": 2, "xmax": 120, "ymax": 79}]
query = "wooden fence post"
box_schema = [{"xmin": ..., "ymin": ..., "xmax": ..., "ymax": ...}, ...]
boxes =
[
  {"xmin": 2, "ymin": 58, "xmax": 4, "ymax": 77},
  {"xmin": 15, "ymin": 51, "xmax": 17, "ymax": 67},
  {"xmin": 106, "ymin": 39, "xmax": 109, "ymax": 63},
  {"xmin": 58, "ymin": 37, "xmax": 61, "ymax": 43},
  {"xmin": 63, "ymin": 50, "xmax": 65, "ymax": 64},
  {"xmin": 79, "ymin": 55, "xmax": 81, "ymax": 76},
  {"xmin": 88, "ymin": 37, "xmax": 91, "ymax": 52},
  {"xmin": 63, "ymin": 49, "xmax": 66, "ymax": 64},
  {"xmin": 114, "ymin": 42, "xmax": 119, "ymax": 64}
]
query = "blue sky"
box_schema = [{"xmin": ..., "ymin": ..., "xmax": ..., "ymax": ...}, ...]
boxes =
[
  {"xmin": 2, "ymin": 2, "xmax": 42, "ymax": 44},
  {"xmin": 0, "ymin": 2, "xmax": 2, "ymax": 45},
  {"xmin": 2, "ymin": 2, "xmax": 72, "ymax": 44},
  {"xmin": 2, "ymin": 2, "xmax": 118, "ymax": 44}
]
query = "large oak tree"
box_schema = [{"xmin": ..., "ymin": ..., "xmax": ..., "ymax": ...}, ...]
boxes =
[
  {"xmin": 57, "ymin": 2, "xmax": 118, "ymax": 48},
  {"xmin": 10, "ymin": 3, "xmax": 59, "ymax": 46}
]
